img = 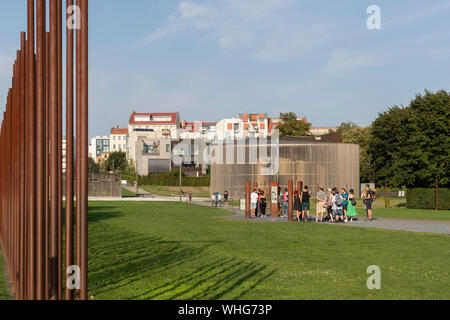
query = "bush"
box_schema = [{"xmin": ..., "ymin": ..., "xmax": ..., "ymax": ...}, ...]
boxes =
[
  {"xmin": 123, "ymin": 172, "xmax": 210, "ymax": 187},
  {"xmin": 406, "ymin": 188, "xmax": 450, "ymax": 210}
]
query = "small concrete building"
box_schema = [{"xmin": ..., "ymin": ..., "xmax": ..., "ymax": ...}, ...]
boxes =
[{"xmin": 134, "ymin": 136, "xmax": 172, "ymax": 175}]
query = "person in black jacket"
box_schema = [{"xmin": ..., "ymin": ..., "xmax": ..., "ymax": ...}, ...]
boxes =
[
  {"xmin": 259, "ymin": 191, "xmax": 267, "ymax": 218},
  {"xmin": 301, "ymin": 186, "xmax": 311, "ymax": 222},
  {"xmin": 293, "ymin": 190, "xmax": 303, "ymax": 222}
]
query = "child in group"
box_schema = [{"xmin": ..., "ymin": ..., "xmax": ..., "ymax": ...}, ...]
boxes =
[
  {"xmin": 211, "ymin": 193, "xmax": 216, "ymax": 207},
  {"xmin": 332, "ymin": 188, "xmax": 344, "ymax": 222},
  {"xmin": 281, "ymin": 189, "xmax": 289, "ymax": 218}
]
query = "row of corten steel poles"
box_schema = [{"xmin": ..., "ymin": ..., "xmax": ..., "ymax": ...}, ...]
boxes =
[
  {"xmin": 245, "ymin": 181, "xmax": 300, "ymax": 220},
  {"xmin": 0, "ymin": 0, "xmax": 88, "ymax": 300}
]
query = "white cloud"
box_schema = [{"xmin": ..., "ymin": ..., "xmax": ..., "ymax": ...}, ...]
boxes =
[
  {"xmin": 322, "ymin": 49, "xmax": 383, "ymax": 76},
  {"xmin": 139, "ymin": 0, "xmax": 332, "ymax": 62}
]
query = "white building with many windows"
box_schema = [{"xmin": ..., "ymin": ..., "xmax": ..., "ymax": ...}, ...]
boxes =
[
  {"xmin": 110, "ymin": 126, "xmax": 128, "ymax": 154},
  {"xmin": 89, "ymin": 136, "xmax": 111, "ymax": 163}
]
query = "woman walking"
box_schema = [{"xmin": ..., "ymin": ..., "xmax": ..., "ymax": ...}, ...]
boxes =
[
  {"xmin": 346, "ymin": 189, "xmax": 358, "ymax": 222},
  {"xmin": 293, "ymin": 190, "xmax": 302, "ymax": 222}
]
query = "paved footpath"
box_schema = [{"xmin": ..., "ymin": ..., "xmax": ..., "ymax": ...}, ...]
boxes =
[
  {"xmin": 193, "ymin": 201, "xmax": 450, "ymax": 235},
  {"xmin": 87, "ymin": 195, "xmax": 450, "ymax": 235}
]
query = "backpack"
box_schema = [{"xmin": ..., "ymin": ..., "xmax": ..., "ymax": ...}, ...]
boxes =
[{"xmin": 335, "ymin": 194, "xmax": 343, "ymax": 207}]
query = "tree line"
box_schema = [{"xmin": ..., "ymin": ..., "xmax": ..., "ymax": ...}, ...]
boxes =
[{"xmin": 336, "ymin": 90, "xmax": 449, "ymax": 188}]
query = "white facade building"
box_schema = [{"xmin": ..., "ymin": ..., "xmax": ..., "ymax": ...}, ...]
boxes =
[{"xmin": 110, "ymin": 126, "xmax": 128, "ymax": 154}]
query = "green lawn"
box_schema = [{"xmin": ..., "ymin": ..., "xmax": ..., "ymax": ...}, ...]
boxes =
[
  {"xmin": 368, "ymin": 207, "xmax": 450, "ymax": 221},
  {"xmin": 0, "ymin": 246, "xmax": 10, "ymax": 300},
  {"xmin": 122, "ymin": 187, "xmax": 137, "ymax": 198},
  {"xmin": 88, "ymin": 201, "xmax": 450, "ymax": 300},
  {"xmin": 212, "ymin": 198, "xmax": 450, "ymax": 221},
  {"xmin": 141, "ymin": 185, "xmax": 210, "ymax": 198}
]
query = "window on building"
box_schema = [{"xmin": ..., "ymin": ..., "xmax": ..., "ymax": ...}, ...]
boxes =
[
  {"xmin": 113, "ymin": 145, "xmax": 116, "ymax": 149},
  {"xmin": 166, "ymin": 144, "xmax": 170, "ymax": 153}
]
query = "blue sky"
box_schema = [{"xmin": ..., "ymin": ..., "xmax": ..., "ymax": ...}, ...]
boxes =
[{"xmin": 1, "ymin": 0, "xmax": 450, "ymax": 137}]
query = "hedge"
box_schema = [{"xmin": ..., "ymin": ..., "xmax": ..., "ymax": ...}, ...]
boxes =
[
  {"xmin": 123, "ymin": 171, "xmax": 210, "ymax": 187},
  {"xmin": 406, "ymin": 188, "xmax": 450, "ymax": 210}
]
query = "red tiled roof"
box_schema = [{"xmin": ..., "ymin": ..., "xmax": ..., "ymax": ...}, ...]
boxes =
[
  {"xmin": 129, "ymin": 112, "xmax": 178, "ymax": 125},
  {"xmin": 111, "ymin": 128, "xmax": 128, "ymax": 135}
]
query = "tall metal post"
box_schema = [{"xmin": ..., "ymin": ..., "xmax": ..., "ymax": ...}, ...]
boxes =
[
  {"xmin": 35, "ymin": 0, "xmax": 47, "ymax": 300},
  {"xmin": 245, "ymin": 181, "xmax": 251, "ymax": 219},
  {"xmin": 0, "ymin": 0, "xmax": 88, "ymax": 302},
  {"xmin": 79, "ymin": 0, "xmax": 89, "ymax": 301},
  {"xmin": 49, "ymin": 0, "xmax": 59, "ymax": 301},
  {"xmin": 26, "ymin": 0, "xmax": 36, "ymax": 300},
  {"xmin": 65, "ymin": 0, "xmax": 75, "ymax": 301}
]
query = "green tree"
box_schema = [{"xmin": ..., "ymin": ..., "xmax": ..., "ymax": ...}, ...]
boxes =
[
  {"xmin": 368, "ymin": 90, "xmax": 450, "ymax": 188},
  {"xmin": 342, "ymin": 126, "xmax": 374, "ymax": 182},
  {"xmin": 336, "ymin": 121, "xmax": 360, "ymax": 133},
  {"xmin": 104, "ymin": 151, "xmax": 129, "ymax": 173},
  {"xmin": 88, "ymin": 157, "xmax": 100, "ymax": 173},
  {"xmin": 277, "ymin": 112, "xmax": 311, "ymax": 138}
]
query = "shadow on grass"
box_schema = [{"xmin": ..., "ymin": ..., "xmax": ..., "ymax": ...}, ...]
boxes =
[{"xmin": 88, "ymin": 221, "xmax": 276, "ymax": 300}]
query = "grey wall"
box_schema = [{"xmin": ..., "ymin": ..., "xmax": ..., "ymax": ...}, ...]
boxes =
[{"xmin": 64, "ymin": 173, "xmax": 122, "ymax": 198}]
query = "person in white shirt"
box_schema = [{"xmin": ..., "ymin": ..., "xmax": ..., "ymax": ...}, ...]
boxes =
[{"xmin": 250, "ymin": 189, "xmax": 259, "ymax": 217}]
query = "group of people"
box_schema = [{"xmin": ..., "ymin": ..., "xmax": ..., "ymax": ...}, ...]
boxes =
[
  {"xmin": 252, "ymin": 184, "xmax": 377, "ymax": 223},
  {"xmin": 211, "ymin": 191, "xmax": 229, "ymax": 208}
]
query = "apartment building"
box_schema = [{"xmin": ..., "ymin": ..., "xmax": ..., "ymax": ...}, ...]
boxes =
[
  {"xmin": 89, "ymin": 136, "xmax": 110, "ymax": 163},
  {"xmin": 216, "ymin": 113, "xmax": 306, "ymax": 140},
  {"xmin": 180, "ymin": 121, "xmax": 217, "ymax": 141},
  {"xmin": 110, "ymin": 126, "xmax": 128, "ymax": 154},
  {"xmin": 128, "ymin": 111, "xmax": 180, "ymax": 140},
  {"xmin": 127, "ymin": 112, "xmax": 180, "ymax": 170}
]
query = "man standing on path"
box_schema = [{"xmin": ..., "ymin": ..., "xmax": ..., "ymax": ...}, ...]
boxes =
[{"xmin": 316, "ymin": 186, "xmax": 326, "ymax": 223}]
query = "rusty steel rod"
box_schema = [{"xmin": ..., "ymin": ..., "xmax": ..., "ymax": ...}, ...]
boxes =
[
  {"xmin": 49, "ymin": 0, "xmax": 59, "ymax": 301},
  {"xmin": 65, "ymin": 0, "xmax": 75, "ymax": 301},
  {"xmin": 75, "ymin": 0, "xmax": 82, "ymax": 300},
  {"xmin": 36, "ymin": 0, "xmax": 46, "ymax": 300},
  {"xmin": 79, "ymin": 0, "xmax": 89, "ymax": 300},
  {"xmin": 56, "ymin": 0, "xmax": 63, "ymax": 300},
  {"xmin": 0, "ymin": 0, "xmax": 89, "ymax": 301},
  {"xmin": 26, "ymin": 0, "xmax": 36, "ymax": 300}
]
